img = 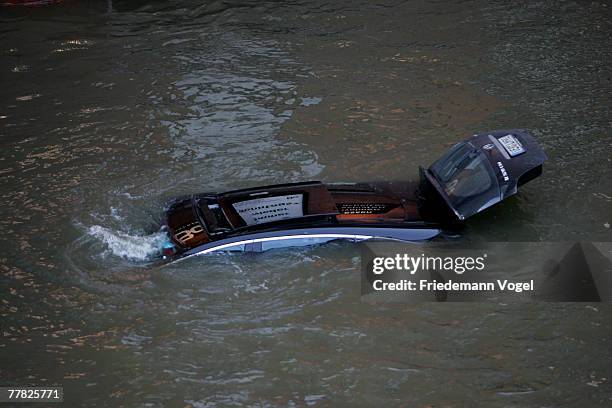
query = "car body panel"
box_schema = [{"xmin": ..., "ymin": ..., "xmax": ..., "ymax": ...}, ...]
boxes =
[
  {"xmin": 166, "ymin": 226, "xmax": 441, "ymax": 264},
  {"xmin": 424, "ymin": 129, "xmax": 547, "ymax": 220},
  {"xmin": 159, "ymin": 129, "xmax": 546, "ymax": 263}
]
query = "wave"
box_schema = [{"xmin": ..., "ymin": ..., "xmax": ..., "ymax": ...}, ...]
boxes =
[{"xmin": 87, "ymin": 225, "xmax": 166, "ymax": 261}]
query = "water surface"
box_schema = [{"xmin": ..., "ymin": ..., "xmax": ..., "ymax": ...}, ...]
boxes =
[{"xmin": 1, "ymin": 0, "xmax": 611, "ymax": 406}]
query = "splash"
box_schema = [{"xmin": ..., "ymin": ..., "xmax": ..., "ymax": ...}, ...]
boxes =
[{"xmin": 88, "ymin": 225, "xmax": 166, "ymax": 261}]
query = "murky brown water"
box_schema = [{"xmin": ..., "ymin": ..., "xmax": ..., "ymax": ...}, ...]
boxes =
[{"xmin": 1, "ymin": 0, "xmax": 612, "ymax": 406}]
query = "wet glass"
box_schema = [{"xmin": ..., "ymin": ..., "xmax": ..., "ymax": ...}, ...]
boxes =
[
  {"xmin": 212, "ymin": 243, "xmax": 246, "ymax": 252},
  {"xmin": 260, "ymin": 237, "xmax": 339, "ymax": 251},
  {"xmin": 430, "ymin": 144, "xmax": 501, "ymax": 217}
]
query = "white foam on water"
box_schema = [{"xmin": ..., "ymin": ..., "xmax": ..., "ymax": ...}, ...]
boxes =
[
  {"xmin": 88, "ymin": 225, "xmax": 167, "ymax": 261},
  {"xmin": 109, "ymin": 206, "xmax": 125, "ymax": 221}
]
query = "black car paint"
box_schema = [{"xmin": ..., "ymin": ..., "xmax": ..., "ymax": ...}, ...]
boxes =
[{"xmin": 160, "ymin": 129, "xmax": 546, "ymax": 262}]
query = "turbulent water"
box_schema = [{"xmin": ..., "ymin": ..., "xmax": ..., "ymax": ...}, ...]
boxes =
[{"xmin": 1, "ymin": 0, "xmax": 611, "ymax": 406}]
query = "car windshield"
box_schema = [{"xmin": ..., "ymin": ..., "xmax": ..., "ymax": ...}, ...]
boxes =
[{"xmin": 430, "ymin": 143, "xmax": 501, "ymax": 217}]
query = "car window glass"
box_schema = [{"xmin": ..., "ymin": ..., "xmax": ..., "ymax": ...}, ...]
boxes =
[
  {"xmin": 431, "ymin": 148, "xmax": 500, "ymax": 217},
  {"xmin": 260, "ymin": 237, "xmax": 339, "ymax": 251},
  {"xmin": 443, "ymin": 154, "xmax": 492, "ymax": 198},
  {"xmin": 212, "ymin": 243, "xmax": 245, "ymax": 252}
]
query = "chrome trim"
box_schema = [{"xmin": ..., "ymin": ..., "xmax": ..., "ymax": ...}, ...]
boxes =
[
  {"xmin": 195, "ymin": 233, "xmax": 369, "ymax": 256},
  {"xmin": 163, "ymin": 227, "xmax": 441, "ymax": 266},
  {"xmin": 171, "ymin": 233, "xmax": 373, "ymax": 264}
]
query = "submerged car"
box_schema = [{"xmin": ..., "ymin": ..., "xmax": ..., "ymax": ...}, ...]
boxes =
[{"xmin": 160, "ymin": 129, "xmax": 546, "ymax": 263}]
